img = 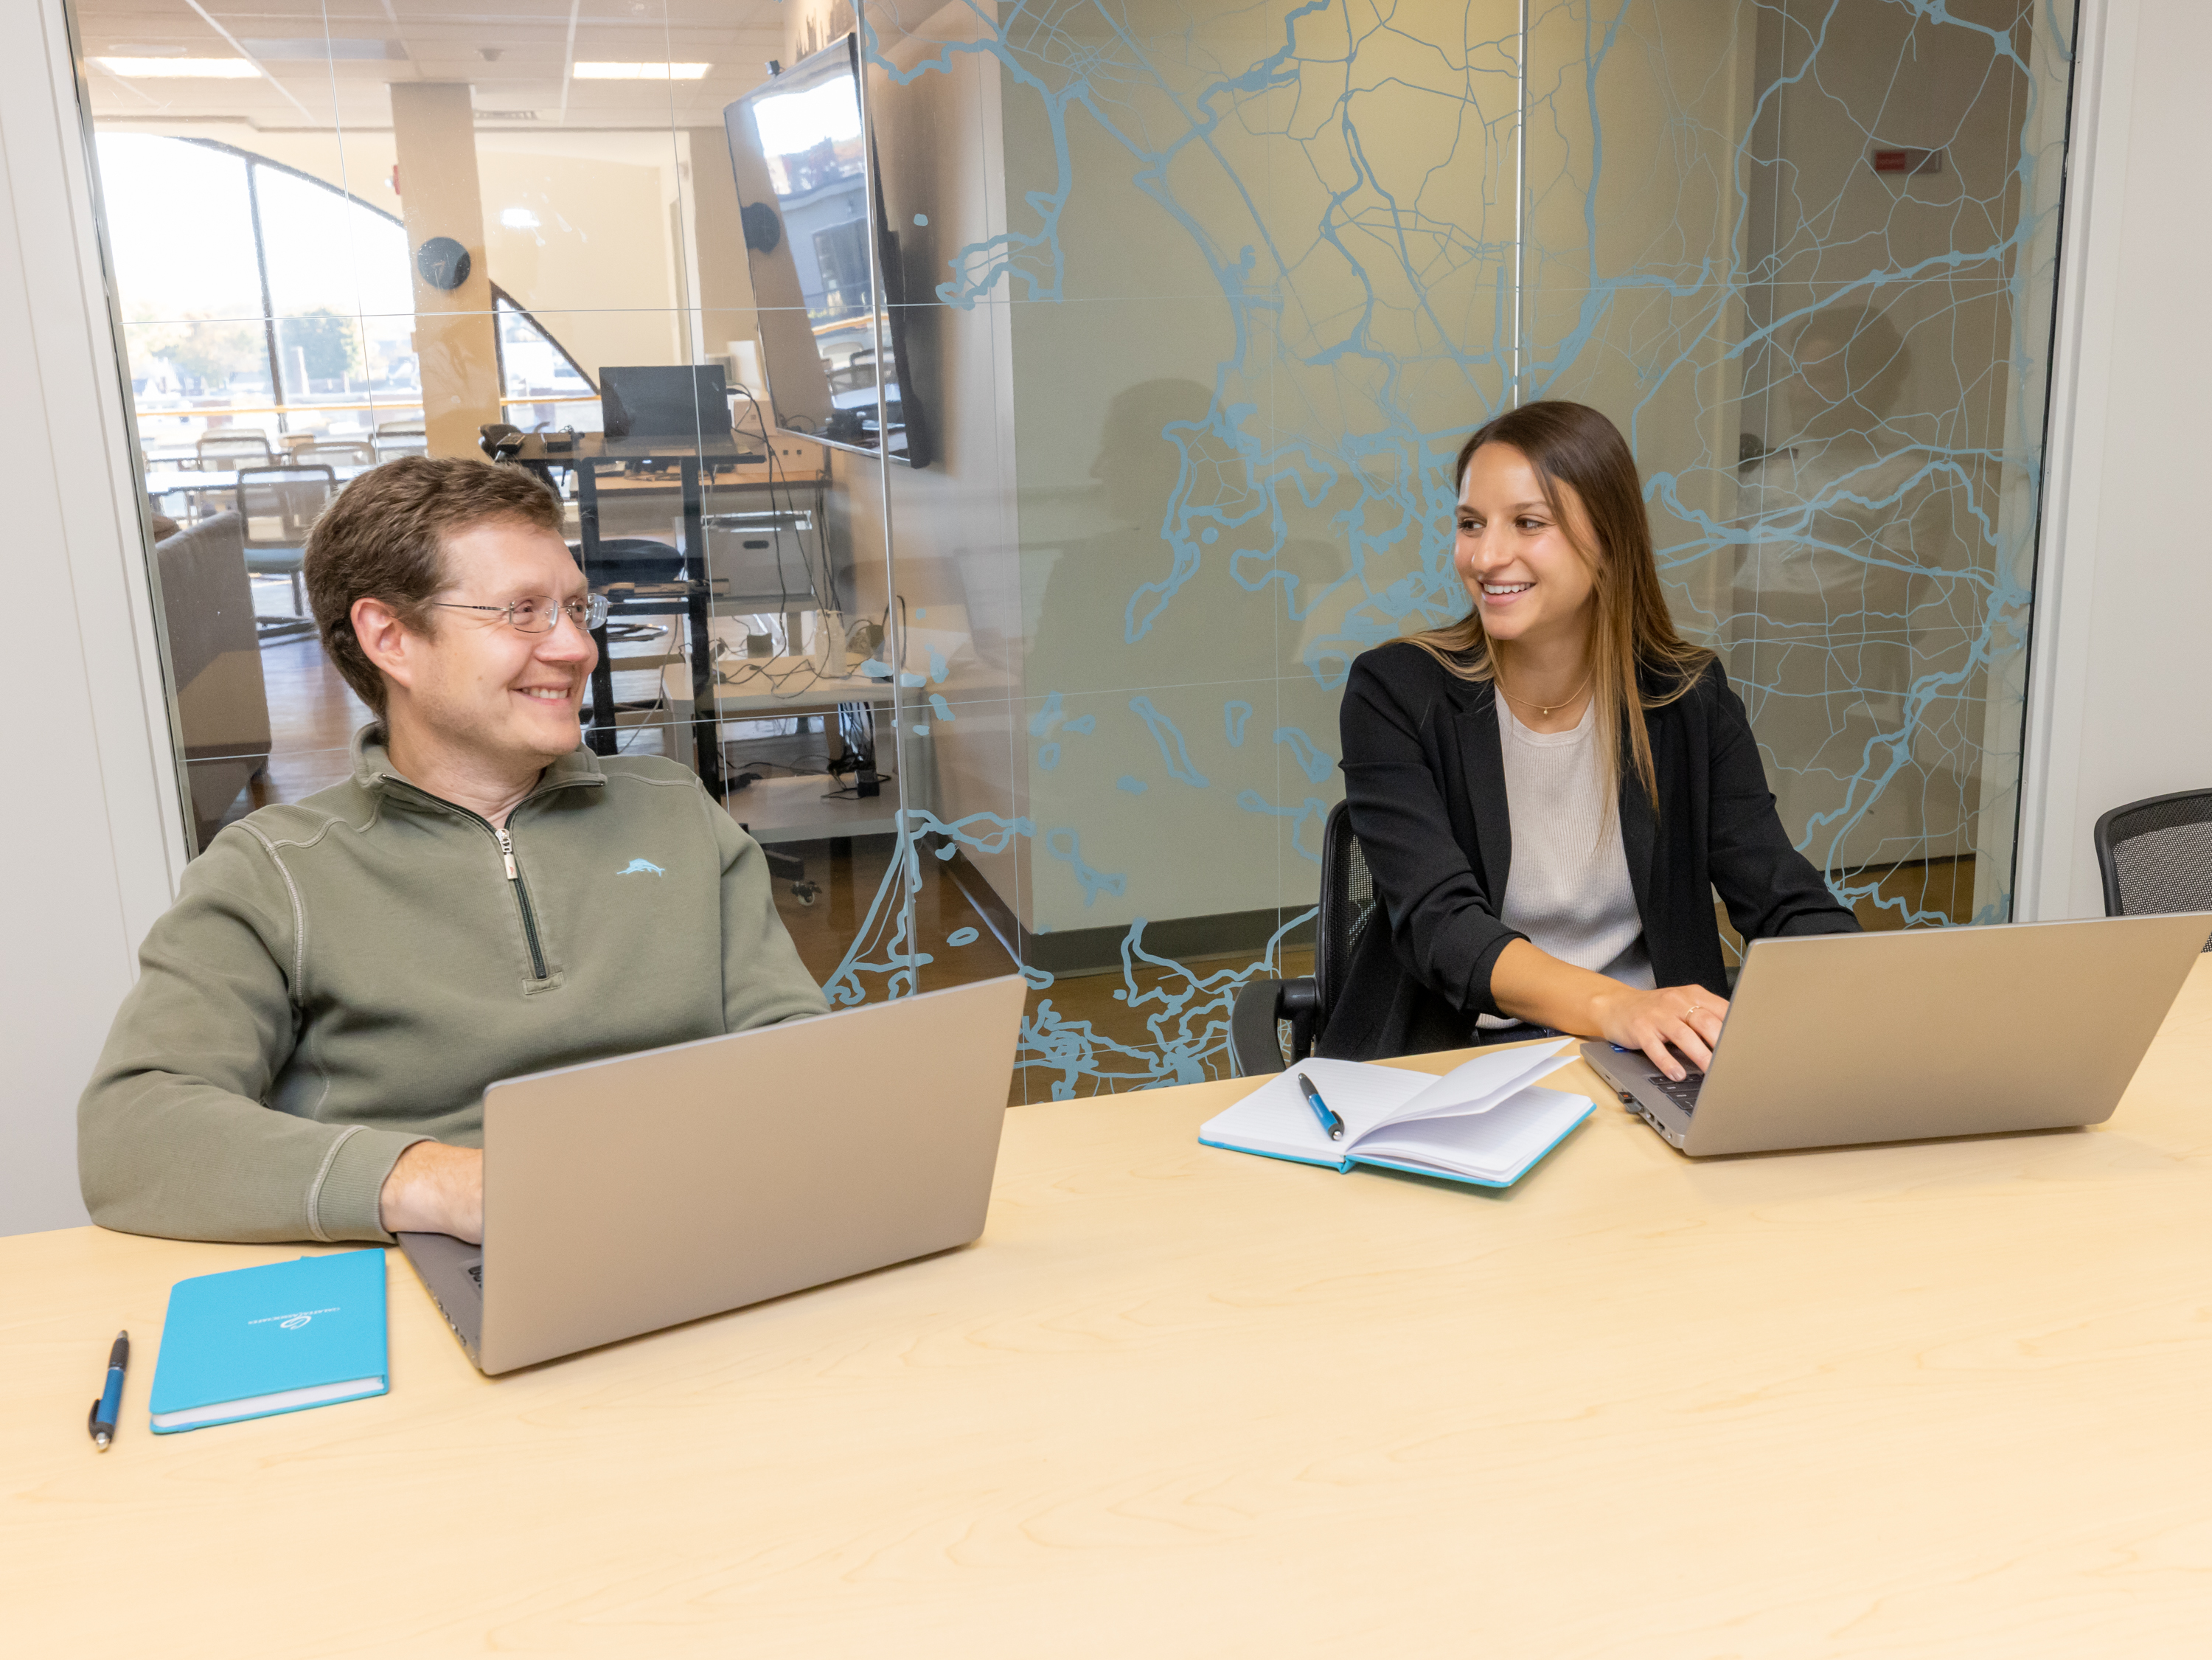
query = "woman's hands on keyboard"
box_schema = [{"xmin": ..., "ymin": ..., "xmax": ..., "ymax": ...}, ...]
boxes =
[{"xmin": 1590, "ymin": 984, "xmax": 1730, "ymax": 1081}]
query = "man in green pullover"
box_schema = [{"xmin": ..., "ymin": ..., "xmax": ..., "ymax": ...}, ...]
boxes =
[{"xmin": 80, "ymin": 457, "xmax": 829, "ymax": 1245}]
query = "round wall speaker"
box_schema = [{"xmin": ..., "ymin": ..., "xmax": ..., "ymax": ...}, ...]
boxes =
[{"xmin": 415, "ymin": 236, "xmax": 472, "ymax": 291}]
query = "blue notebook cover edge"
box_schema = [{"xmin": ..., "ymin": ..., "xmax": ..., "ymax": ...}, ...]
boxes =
[
  {"xmin": 1196, "ymin": 1133, "xmax": 1354, "ymax": 1173},
  {"xmin": 1200, "ymin": 1097, "xmax": 1594, "ymax": 1188},
  {"xmin": 148, "ymin": 1378, "xmax": 391, "ymax": 1435}
]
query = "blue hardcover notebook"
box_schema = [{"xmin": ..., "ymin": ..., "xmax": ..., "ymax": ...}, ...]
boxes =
[
  {"xmin": 1198, "ymin": 1039, "xmax": 1594, "ymax": 1189},
  {"xmin": 149, "ymin": 1250, "xmax": 389, "ymax": 1434}
]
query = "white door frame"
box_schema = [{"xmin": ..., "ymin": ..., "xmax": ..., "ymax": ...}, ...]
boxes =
[{"xmin": 2011, "ymin": 0, "xmax": 2129, "ymax": 922}]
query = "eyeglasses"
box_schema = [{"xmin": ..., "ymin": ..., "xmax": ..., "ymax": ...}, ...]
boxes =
[{"xmin": 430, "ymin": 594, "xmax": 611, "ymax": 635}]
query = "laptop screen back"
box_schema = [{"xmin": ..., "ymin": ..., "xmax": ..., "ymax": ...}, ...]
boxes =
[{"xmin": 473, "ymin": 975, "xmax": 1028, "ymax": 1374}]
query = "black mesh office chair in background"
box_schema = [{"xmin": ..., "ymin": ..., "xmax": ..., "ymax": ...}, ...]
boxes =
[
  {"xmin": 1228, "ymin": 800, "xmax": 1375, "ymax": 1074},
  {"xmin": 236, "ymin": 463, "xmax": 337, "ymax": 639},
  {"xmin": 2094, "ymin": 788, "xmax": 2212, "ymax": 947}
]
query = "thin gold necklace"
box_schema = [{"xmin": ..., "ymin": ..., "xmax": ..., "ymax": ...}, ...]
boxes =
[{"xmin": 1493, "ymin": 664, "xmax": 1592, "ymax": 718}]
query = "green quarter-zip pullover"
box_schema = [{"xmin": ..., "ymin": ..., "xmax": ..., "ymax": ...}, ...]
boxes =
[{"xmin": 79, "ymin": 727, "xmax": 829, "ymax": 1243}]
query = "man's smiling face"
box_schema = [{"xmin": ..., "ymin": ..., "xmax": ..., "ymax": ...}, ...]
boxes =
[{"xmin": 400, "ymin": 518, "xmax": 598, "ymax": 772}]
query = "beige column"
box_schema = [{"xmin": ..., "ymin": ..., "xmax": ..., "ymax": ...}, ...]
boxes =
[{"xmin": 390, "ymin": 83, "xmax": 500, "ymax": 459}]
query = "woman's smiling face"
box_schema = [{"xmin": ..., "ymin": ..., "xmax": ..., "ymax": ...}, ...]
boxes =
[{"xmin": 1454, "ymin": 441, "xmax": 1599, "ymax": 650}]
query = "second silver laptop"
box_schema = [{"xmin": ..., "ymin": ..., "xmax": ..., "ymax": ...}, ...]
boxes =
[{"xmin": 1580, "ymin": 912, "xmax": 2208, "ymax": 1156}]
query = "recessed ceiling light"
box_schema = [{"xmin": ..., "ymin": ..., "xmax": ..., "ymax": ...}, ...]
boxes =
[
  {"xmin": 573, "ymin": 61, "xmax": 710, "ymax": 80},
  {"xmin": 93, "ymin": 56, "xmax": 260, "ymax": 78}
]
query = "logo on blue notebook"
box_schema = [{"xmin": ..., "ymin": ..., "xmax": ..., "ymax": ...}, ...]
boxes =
[
  {"xmin": 618, "ymin": 858, "xmax": 666, "ymax": 877},
  {"xmin": 248, "ymin": 1306, "xmax": 338, "ymax": 1330}
]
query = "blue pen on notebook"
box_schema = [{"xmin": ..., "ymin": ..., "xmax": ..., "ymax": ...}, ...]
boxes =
[
  {"xmin": 1296, "ymin": 1072, "xmax": 1344, "ymax": 1140},
  {"xmin": 88, "ymin": 1330, "xmax": 128, "ymax": 1451}
]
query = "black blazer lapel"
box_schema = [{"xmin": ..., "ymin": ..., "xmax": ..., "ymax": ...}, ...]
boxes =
[
  {"xmin": 1618, "ymin": 670, "xmax": 1668, "ymax": 931},
  {"xmin": 1617, "ymin": 754, "xmax": 1657, "ymax": 925},
  {"xmin": 1448, "ymin": 678, "xmax": 1512, "ymax": 900}
]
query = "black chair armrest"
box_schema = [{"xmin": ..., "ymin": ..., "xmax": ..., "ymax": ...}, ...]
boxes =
[{"xmin": 1228, "ymin": 977, "xmax": 1319, "ymax": 1077}]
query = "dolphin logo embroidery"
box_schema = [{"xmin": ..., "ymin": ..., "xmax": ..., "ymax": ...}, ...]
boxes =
[{"xmin": 618, "ymin": 858, "xmax": 666, "ymax": 877}]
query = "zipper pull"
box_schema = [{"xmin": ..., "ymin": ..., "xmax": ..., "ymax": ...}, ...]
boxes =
[{"xmin": 496, "ymin": 827, "xmax": 518, "ymax": 881}]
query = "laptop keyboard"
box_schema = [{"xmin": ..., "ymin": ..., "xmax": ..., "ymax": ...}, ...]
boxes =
[
  {"xmin": 464, "ymin": 1261, "xmax": 484, "ymax": 1289},
  {"xmin": 1647, "ymin": 1070, "xmax": 1706, "ymax": 1114}
]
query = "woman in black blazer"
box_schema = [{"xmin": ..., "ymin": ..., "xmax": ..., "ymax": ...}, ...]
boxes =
[{"xmin": 1325, "ymin": 401, "xmax": 1857, "ymax": 1076}]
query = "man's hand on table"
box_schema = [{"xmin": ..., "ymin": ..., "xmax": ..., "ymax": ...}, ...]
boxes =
[{"xmin": 379, "ymin": 1142, "xmax": 484, "ymax": 1242}]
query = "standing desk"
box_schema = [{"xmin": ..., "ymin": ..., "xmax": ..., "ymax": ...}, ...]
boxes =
[{"xmin": 7, "ymin": 958, "xmax": 2211, "ymax": 1655}]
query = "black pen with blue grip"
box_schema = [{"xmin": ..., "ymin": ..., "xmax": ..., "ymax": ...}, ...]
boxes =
[
  {"xmin": 88, "ymin": 1331, "xmax": 128, "ymax": 1451},
  {"xmin": 1297, "ymin": 1072, "xmax": 1345, "ymax": 1140}
]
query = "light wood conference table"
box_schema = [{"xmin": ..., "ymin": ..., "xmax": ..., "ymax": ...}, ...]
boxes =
[{"xmin": 7, "ymin": 959, "xmax": 2211, "ymax": 1656}]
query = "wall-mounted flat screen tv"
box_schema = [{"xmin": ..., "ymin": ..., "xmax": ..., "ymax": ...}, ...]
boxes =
[{"xmin": 723, "ymin": 34, "xmax": 931, "ymax": 468}]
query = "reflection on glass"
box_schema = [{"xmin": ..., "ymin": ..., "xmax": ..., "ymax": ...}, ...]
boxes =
[
  {"xmin": 839, "ymin": 0, "xmax": 2070, "ymax": 1101},
  {"xmin": 724, "ymin": 34, "xmax": 930, "ymax": 465},
  {"xmin": 71, "ymin": 0, "xmax": 2072, "ymax": 1102},
  {"xmin": 1731, "ymin": 308, "xmax": 1938, "ymax": 856}
]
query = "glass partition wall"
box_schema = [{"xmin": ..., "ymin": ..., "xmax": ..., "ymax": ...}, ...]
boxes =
[{"xmin": 75, "ymin": 0, "xmax": 2076, "ymax": 1103}]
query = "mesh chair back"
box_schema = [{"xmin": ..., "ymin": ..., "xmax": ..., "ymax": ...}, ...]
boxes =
[
  {"xmin": 2095, "ymin": 790, "xmax": 2212, "ymax": 943},
  {"xmin": 1313, "ymin": 800, "xmax": 1377, "ymax": 1024},
  {"xmin": 296, "ymin": 440, "xmax": 375, "ymax": 468},
  {"xmin": 575, "ymin": 538, "xmax": 685, "ymax": 584},
  {"xmin": 197, "ymin": 431, "xmax": 274, "ymax": 468},
  {"xmin": 235, "ymin": 465, "xmax": 337, "ymax": 550}
]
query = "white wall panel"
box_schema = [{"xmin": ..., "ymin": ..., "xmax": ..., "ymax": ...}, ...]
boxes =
[
  {"xmin": 0, "ymin": 0, "xmax": 187, "ymax": 1234},
  {"xmin": 2018, "ymin": 0, "xmax": 2212, "ymax": 919}
]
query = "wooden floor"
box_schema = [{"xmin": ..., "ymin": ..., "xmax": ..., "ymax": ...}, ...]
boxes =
[{"xmin": 223, "ymin": 585, "xmax": 1961, "ymax": 1107}]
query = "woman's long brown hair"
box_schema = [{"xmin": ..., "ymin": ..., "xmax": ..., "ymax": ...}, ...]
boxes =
[{"xmin": 1403, "ymin": 400, "xmax": 1712, "ymax": 808}]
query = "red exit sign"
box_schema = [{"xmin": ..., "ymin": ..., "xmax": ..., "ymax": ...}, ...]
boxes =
[{"xmin": 1871, "ymin": 147, "xmax": 1944, "ymax": 176}]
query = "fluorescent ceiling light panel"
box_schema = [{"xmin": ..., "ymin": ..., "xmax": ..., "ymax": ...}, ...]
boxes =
[
  {"xmin": 240, "ymin": 38, "xmax": 406, "ymax": 60},
  {"xmin": 573, "ymin": 61, "xmax": 710, "ymax": 80},
  {"xmin": 94, "ymin": 56, "xmax": 260, "ymax": 78}
]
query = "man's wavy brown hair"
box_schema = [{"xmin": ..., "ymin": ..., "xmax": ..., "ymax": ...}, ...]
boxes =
[{"xmin": 305, "ymin": 456, "xmax": 566, "ymax": 715}]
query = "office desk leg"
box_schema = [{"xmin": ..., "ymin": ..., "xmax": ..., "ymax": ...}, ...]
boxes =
[
  {"xmin": 681, "ymin": 458, "xmax": 724, "ymax": 796},
  {"xmin": 664, "ymin": 674, "xmax": 697, "ymax": 768},
  {"xmin": 577, "ymin": 465, "xmax": 619, "ymax": 758},
  {"xmin": 830, "ymin": 836, "xmax": 855, "ymax": 932}
]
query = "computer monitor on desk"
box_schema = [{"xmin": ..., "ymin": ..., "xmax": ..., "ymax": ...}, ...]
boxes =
[
  {"xmin": 597, "ymin": 365, "xmax": 763, "ymax": 462},
  {"xmin": 601, "ymin": 364, "xmax": 728, "ymax": 441}
]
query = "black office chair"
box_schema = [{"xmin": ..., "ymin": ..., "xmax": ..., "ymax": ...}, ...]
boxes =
[
  {"xmin": 1228, "ymin": 800, "xmax": 1374, "ymax": 1074},
  {"xmin": 574, "ymin": 537, "xmax": 687, "ymax": 586},
  {"xmin": 236, "ymin": 464, "xmax": 337, "ymax": 636},
  {"xmin": 571, "ymin": 538, "xmax": 690, "ymax": 739},
  {"xmin": 2093, "ymin": 788, "xmax": 2212, "ymax": 948}
]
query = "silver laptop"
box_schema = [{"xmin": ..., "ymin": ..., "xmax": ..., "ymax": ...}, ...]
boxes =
[
  {"xmin": 399, "ymin": 974, "xmax": 1028, "ymax": 1374},
  {"xmin": 1581, "ymin": 912, "xmax": 2210, "ymax": 1157}
]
